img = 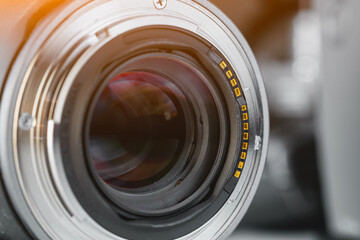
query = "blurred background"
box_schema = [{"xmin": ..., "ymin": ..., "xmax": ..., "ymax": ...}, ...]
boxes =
[{"xmin": 209, "ymin": 0, "xmax": 360, "ymax": 239}]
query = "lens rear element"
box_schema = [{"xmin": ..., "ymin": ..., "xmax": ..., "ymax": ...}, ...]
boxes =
[{"xmin": 89, "ymin": 72, "xmax": 188, "ymax": 190}]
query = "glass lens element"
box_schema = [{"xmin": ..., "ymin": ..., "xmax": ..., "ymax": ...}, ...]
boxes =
[{"xmin": 89, "ymin": 72, "xmax": 188, "ymax": 189}]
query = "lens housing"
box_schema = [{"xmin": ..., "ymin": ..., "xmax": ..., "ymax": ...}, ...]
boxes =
[{"xmin": 0, "ymin": 1, "xmax": 269, "ymax": 239}]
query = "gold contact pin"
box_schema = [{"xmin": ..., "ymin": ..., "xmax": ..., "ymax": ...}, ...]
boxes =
[
  {"xmin": 220, "ymin": 61, "xmax": 227, "ymax": 69},
  {"xmin": 244, "ymin": 132, "xmax": 249, "ymax": 140},
  {"xmin": 226, "ymin": 70, "xmax": 233, "ymax": 79},
  {"xmin": 243, "ymin": 113, "xmax": 248, "ymax": 120},
  {"xmin": 234, "ymin": 88, "xmax": 241, "ymax": 97}
]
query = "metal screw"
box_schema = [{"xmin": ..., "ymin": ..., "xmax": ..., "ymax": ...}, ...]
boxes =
[
  {"xmin": 153, "ymin": 0, "xmax": 167, "ymax": 10},
  {"xmin": 19, "ymin": 113, "xmax": 35, "ymax": 130},
  {"xmin": 175, "ymin": 179, "xmax": 182, "ymax": 186}
]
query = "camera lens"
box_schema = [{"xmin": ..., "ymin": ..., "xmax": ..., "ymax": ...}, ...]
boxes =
[
  {"xmin": 0, "ymin": 0, "xmax": 269, "ymax": 239},
  {"xmin": 89, "ymin": 71, "xmax": 189, "ymax": 190}
]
